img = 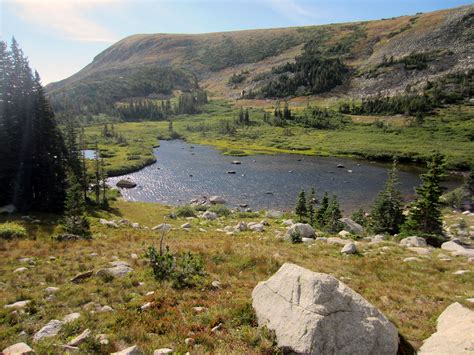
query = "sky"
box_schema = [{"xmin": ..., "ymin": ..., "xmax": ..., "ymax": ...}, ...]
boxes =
[{"xmin": 1, "ymin": 0, "xmax": 472, "ymax": 84}]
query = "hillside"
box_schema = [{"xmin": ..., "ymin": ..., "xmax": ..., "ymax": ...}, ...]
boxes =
[{"xmin": 46, "ymin": 5, "xmax": 473, "ymax": 113}]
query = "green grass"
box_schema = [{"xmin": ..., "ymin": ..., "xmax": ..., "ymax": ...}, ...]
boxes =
[{"xmin": 0, "ymin": 200, "xmax": 473, "ymax": 354}]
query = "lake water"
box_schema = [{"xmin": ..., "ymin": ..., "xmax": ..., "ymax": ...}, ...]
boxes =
[
  {"xmin": 108, "ymin": 140, "xmax": 459, "ymax": 213},
  {"xmin": 82, "ymin": 149, "xmax": 97, "ymax": 160}
]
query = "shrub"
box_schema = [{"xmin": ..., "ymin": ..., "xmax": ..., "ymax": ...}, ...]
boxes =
[
  {"xmin": 0, "ymin": 223, "xmax": 27, "ymax": 239},
  {"xmin": 290, "ymin": 230, "xmax": 302, "ymax": 244},
  {"xmin": 146, "ymin": 246, "xmax": 206, "ymax": 289},
  {"xmin": 175, "ymin": 205, "xmax": 196, "ymax": 217},
  {"xmin": 209, "ymin": 205, "xmax": 231, "ymax": 217}
]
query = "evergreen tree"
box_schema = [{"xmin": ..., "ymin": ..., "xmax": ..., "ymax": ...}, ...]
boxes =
[
  {"xmin": 402, "ymin": 153, "xmax": 446, "ymax": 236},
  {"xmin": 323, "ymin": 195, "xmax": 343, "ymax": 233},
  {"xmin": 307, "ymin": 188, "xmax": 316, "ymax": 226},
  {"xmin": 93, "ymin": 142, "xmax": 101, "ymax": 204},
  {"xmin": 62, "ymin": 171, "xmax": 90, "ymax": 237},
  {"xmin": 316, "ymin": 192, "xmax": 329, "ymax": 227},
  {"xmin": 100, "ymin": 157, "xmax": 108, "ymax": 208},
  {"xmin": 370, "ymin": 161, "xmax": 405, "ymax": 234},
  {"xmin": 295, "ymin": 189, "xmax": 307, "ymax": 221}
]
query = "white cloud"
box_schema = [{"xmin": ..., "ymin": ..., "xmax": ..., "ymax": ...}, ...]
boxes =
[
  {"xmin": 265, "ymin": 0, "xmax": 326, "ymax": 24},
  {"xmin": 11, "ymin": 0, "xmax": 119, "ymax": 42}
]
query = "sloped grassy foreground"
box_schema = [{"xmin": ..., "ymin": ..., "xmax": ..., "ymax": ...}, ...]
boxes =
[{"xmin": 0, "ymin": 200, "xmax": 473, "ymax": 354}]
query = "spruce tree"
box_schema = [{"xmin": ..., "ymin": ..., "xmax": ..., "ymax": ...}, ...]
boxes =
[
  {"xmin": 370, "ymin": 161, "xmax": 405, "ymax": 234},
  {"xmin": 316, "ymin": 192, "xmax": 329, "ymax": 226},
  {"xmin": 307, "ymin": 188, "xmax": 316, "ymax": 226},
  {"xmin": 62, "ymin": 171, "xmax": 90, "ymax": 237},
  {"xmin": 295, "ymin": 189, "xmax": 307, "ymax": 221},
  {"xmin": 402, "ymin": 153, "xmax": 446, "ymax": 236},
  {"xmin": 323, "ymin": 195, "xmax": 343, "ymax": 233}
]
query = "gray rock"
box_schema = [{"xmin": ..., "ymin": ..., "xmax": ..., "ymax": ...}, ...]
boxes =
[
  {"xmin": 252, "ymin": 263, "xmax": 398, "ymax": 354},
  {"xmin": 372, "ymin": 234, "xmax": 387, "ymax": 243},
  {"xmin": 153, "ymin": 349, "xmax": 173, "ymax": 355},
  {"xmin": 44, "ymin": 287, "xmax": 59, "ymax": 294},
  {"xmin": 403, "ymin": 257, "xmax": 421, "ymax": 262},
  {"xmin": 234, "ymin": 221, "xmax": 247, "ymax": 231},
  {"xmin": 63, "ymin": 312, "xmax": 81, "ymax": 324},
  {"xmin": 266, "ymin": 210, "xmax": 283, "ymax": 218},
  {"xmin": 70, "ymin": 270, "xmax": 93, "ymax": 283},
  {"xmin": 111, "ymin": 345, "xmax": 142, "ymax": 355},
  {"xmin": 400, "ymin": 236, "xmax": 427, "ymax": 247},
  {"xmin": 248, "ymin": 223, "xmax": 265, "ymax": 232},
  {"xmin": 67, "ymin": 329, "xmax": 91, "ymax": 347},
  {"xmin": 4, "ymin": 300, "xmax": 30, "ymax": 309},
  {"xmin": 202, "ymin": 211, "xmax": 217, "ymax": 220},
  {"xmin": 116, "ymin": 180, "xmax": 137, "ymax": 189},
  {"xmin": 184, "ymin": 338, "xmax": 195, "ymax": 346},
  {"xmin": 419, "ymin": 302, "xmax": 474, "ymax": 354},
  {"xmin": 302, "ymin": 237, "xmax": 315, "ymax": 244},
  {"xmin": 131, "ymin": 222, "xmax": 140, "ymax": 229},
  {"xmin": 441, "ymin": 241, "xmax": 474, "ymax": 257},
  {"xmin": 453, "ymin": 270, "xmax": 469, "ymax": 275},
  {"xmin": 181, "ymin": 223, "xmax": 191, "ymax": 229},
  {"xmin": 339, "ymin": 218, "xmax": 364, "ymax": 235},
  {"xmin": 209, "ymin": 196, "xmax": 225, "ymax": 204},
  {"xmin": 338, "ymin": 230, "xmax": 351, "ymax": 238},
  {"xmin": 341, "ymin": 242, "xmax": 358, "ymax": 254},
  {"xmin": 99, "ymin": 218, "xmax": 119, "ymax": 228},
  {"xmin": 99, "ymin": 305, "xmax": 114, "ymax": 313},
  {"xmin": 14, "ymin": 267, "xmax": 28, "ymax": 273},
  {"xmin": 285, "ymin": 223, "xmax": 315, "ymax": 240},
  {"xmin": 327, "ymin": 237, "xmax": 350, "ymax": 246},
  {"xmin": 96, "ymin": 264, "xmax": 133, "ymax": 278},
  {"xmin": 408, "ymin": 247, "xmax": 432, "ymax": 255},
  {"xmin": 2, "ymin": 342, "xmax": 35, "ymax": 354},
  {"xmin": 152, "ymin": 223, "xmax": 172, "ymax": 232},
  {"xmin": 33, "ymin": 319, "xmax": 63, "ymax": 342}
]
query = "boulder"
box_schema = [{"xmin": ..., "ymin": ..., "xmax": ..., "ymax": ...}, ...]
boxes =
[
  {"xmin": 302, "ymin": 237, "xmax": 315, "ymax": 244},
  {"xmin": 419, "ymin": 302, "xmax": 474, "ymax": 354},
  {"xmin": 400, "ymin": 236, "xmax": 427, "ymax": 248},
  {"xmin": 116, "ymin": 180, "xmax": 137, "ymax": 189},
  {"xmin": 111, "ymin": 345, "xmax": 142, "ymax": 355},
  {"xmin": 408, "ymin": 247, "xmax": 432, "ymax": 255},
  {"xmin": 154, "ymin": 349, "xmax": 173, "ymax": 355},
  {"xmin": 67, "ymin": 329, "xmax": 91, "ymax": 347},
  {"xmin": 327, "ymin": 237, "xmax": 350, "ymax": 246},
  {"xmin": 338, "ymin": 230, "xmax": 351, "ymax": 238},
  {"xmin": 96, "ymin": 264, "xmax": 133, "ymax": 278},
  {"xmin": 70, "ymin": 270, "xmax": 93, "ymax": 283},
  {"xmin": 99, "ymin": 219, "xmax": 119, "ymax": 228},
  {"xmin": 234, "ymin": 222, "xmax": 247, "ymax": 231},
  {"xmin": 252, "ymin": 263, "xmax": 398, "ymax": 354},
  {"xmin": 33, "ymin": 319, "xmax": 63, "ymax": 342},
  {"xmin": 441, "ymin": 241, "xmax": 474, "ymax": 257},
  {"xmin": 249, "ymin": 223, "xmax": 265, "ymax": 232},
  {"xmin": 282, "ymin": 219, "xmax": 294, "ymax": 226},
  {"xmin": 14, "ymin": 267, "xmax": 28, "ymax": 273},
  {"xmin": 2, "ymin": 343, "xmax": 35, "ymax": 354},
  {"xmin": 209, "ymin": 196, "xmax": 226, "ymax": 204},
  {"xmin": 152, "ymin": 223, "xmax": 172, "ymax": 232},
  {"xmin": 339, "ymin": 218, "xmax": 364, "ymax": 235},
  {"xmin": 285, "ymin": 223, "xmax": 315, "ymax": 240},
  {"xmin": 403, "ymin": 257, "xmax": 421, "ymax": 262},
  {"xmin": 266, "ymin": 210, "xmax": 283, "ymax": 218},
  {"xmin": 4, "ymin": 300, "xmax": 30, "ymax": 309},
  {"xmin": 202, "ymin": 211, "xmax": 217, "ymax": 220},
  {"xmin": 181, "ymin": 223, "xmax": 191, "ymax": 229},
  {"xmin": 63, "ymin": 312, "xmax": 81, "ymax": 324},
  {"xmin": 341, "ymin": 242, "xmax": 358, "ymax": 254}
]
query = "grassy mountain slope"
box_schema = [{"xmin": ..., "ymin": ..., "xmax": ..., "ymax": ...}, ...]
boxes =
[{"xmin": 46, "ymin": 5, "xmax": 473, "ymax": 108}]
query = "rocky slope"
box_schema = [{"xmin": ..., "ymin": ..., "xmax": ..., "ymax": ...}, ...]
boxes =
[{"xmin": 46, "ymin": 5, "xmax": 473, "ymax": 111}]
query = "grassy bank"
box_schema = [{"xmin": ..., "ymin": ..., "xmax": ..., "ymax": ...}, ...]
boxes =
[
  {"xmin": 0, "ymin": 200, "xmax": 473, "ymax": 353},
  {"xmin": 85, "ymin": 101, "xmax": 473, "ymax": 176}
]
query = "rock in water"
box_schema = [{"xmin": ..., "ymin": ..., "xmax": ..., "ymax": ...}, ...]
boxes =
[
  {"xmin": 252, "ymin": 263, "xmax": 398, "ymax": 354},
  {"xmin": 2, "ymin": 342, "xmax": 35, "ymax": 354},
  {"xmin": 209, "ymin": 195, "xmax": 226, "ymax": 204},
  {"xmin": 419, "ymin": 302, "xmax": 474, "ymax": 354},
  {"xmin": 116, "ymin": 179, "xmax": 137, "ymax": 189},
  {"xmin": 338, "ymin": 218, "xmax": 364, "ymax": 235}
]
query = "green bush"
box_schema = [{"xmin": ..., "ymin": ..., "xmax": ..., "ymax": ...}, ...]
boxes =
[
  {"xmin": 175, "ymin": 205, "xmax": 196, "ymax": 217},
  {"xmin": 209, "ymin": 205, "xmax": 231, "ymax": 217},
  {"xmin": 290, "ymin": 230, "xmax": 302, "ymax": 244},
  {"xmin": 0, "ymin": 223, "xmax": 27, "ymax": 239}
]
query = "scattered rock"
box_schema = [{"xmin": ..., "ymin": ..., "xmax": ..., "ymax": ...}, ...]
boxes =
[
  {"xmin": 184, "ymin": 338, "xmax": 195, "ymax": 346},
  {"xmin": 152, "ymin": 223, "xmax": 172, "ymax": 232},
  {"xmin": 338, "ymin": 218, "xmax": 364, "ymax": 235},
  {"xmin": 341, "ymin": 242, "xmax": 358, "ymax": 254},
  {"xmin": 141, "ymin": 302, "xmax": 153, "ymax": 311},
  {"xmin": 400, "ymin": 236, "xmax": 427, "ymax": 247},
  {"xmin": 193, "ymin": 306, "xmax": 206, "ymax": 313},
  {"xmin": 18, "ymin": 257, "xmax": 35, "ymax": 264},
  {"xmin": 211, "ymin": 280, "xmax": 222, "ymax": 289},
  {"xmin": 181, "ymin": 223, "xmax": 191, "ymax": 229},
  {"xmin": 248, "ymin": 223, "xmax": 265, "ymax": 232},
  {"xmin": 315, "ymin": 237, "xmax": 327, "ymax": 242},
  {"xmin": 33, "ymin": 319, "xmax": 63, "ymax": 342},
  {"xmin": 99, "ymin": 305, "xmax": 114, "ymax": 313},
  {"xmin": 441, "ymin": 241, "xmax": 474, "ymax": 257},
  {"xmin": 211, "ymin": 323, "xmax": 223, "ymax": 333},
  {"xmin": 285, "ymin": 223, "xmax": 315, "ymax": 240},
  {"xmin": 116, "ymin": 180, "xmax": 137, "ymax": 189},
  {"xmin": 327, "ymin": 237, "xmax": 349, "ymax": 246},
  {"xmin": 2, "ymin": 342, "xmax": 35, "ymax": 354},
  {"xmin": 70, "ymin": 271, "xmax": 93, "ymax": 283},
  {"xmin": 371, "ymin": 234, "xmax": 387, "ymax": 243},
  {"xmin": 453, "ymin": 270, "xmax": 469, "ymax": 275},
  {"xmin": 419, "ymin": 302, "xmax": 474, "ymax": 354},
  {"xmin": 252, "ymin": 263, "xmax": 398, "ymax": 354},
  {"xmin": 96, "ymin": 264, "xmax": 133, "ymax": 278},
  {"xmin": 338, "ymin": 230, "xmax": 351, "ymax": 238},
  {"xmin": 234, "ymin": 221, "xmax": 247, "ymax": 231},
  {"xmin": 96, "ymin": 334, "xmax": 109, "ymax": 345},
  {"xmin": 408, "ymin": 247, "xmax": 432, "ymax": 255},
  {"xmin": 266, "ymin": 210, "xmax": 283, "ymax": 218},
  {"xmin": 4, "ymin": 300, "xmax": 30, "ymax": 309},
  {"xmin": 210, "ymin": 196, "xmax": 226, "ymax": 204},
  {"xmin": 403, "ymin": 257, "xmax": 421, "ymax": 262},
  {"xmin": 63, "ymin": 312, "xmax": 81, "ymax": 324},
  {"xmin": 154, "ymin": 349, "xmax": 173, "ymax": 355},
  {"xmin": 111, "ymin": 345, "xmax": 142, "ymax": 355},
  {"xmin": 130, "ymin": 253, "xmax": 138, "ymax": 260},
  {"xmin": 282, "ymin": 219, "xmax": 294, "ymax": 226},
  {"xmin": 131, "ymin": 222, "xmax": 140, "ymax": 229},
  {"xmin": 302, "ymin": 237, "xmax": 315, "ymax": 244},
  {"xmin": 67, "ymin": 329, "xmax": 91, "ymax": 347},
  {"xmin": 202, "ymin": 211, "xmax": 217, "ymax": 220},
  {"xmin": 99, "ymin": 219, "xmax": 119, "ymax": 228},
  {"xmin": 14, "ymin": 267, "xmax": 28, "ymax": 273}
]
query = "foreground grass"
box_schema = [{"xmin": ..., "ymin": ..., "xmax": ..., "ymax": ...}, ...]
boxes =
[
  {"xmin": 85, "ymin": 102, "xmax": 474, "ymax": 176},
  {"xmin": 0, "ymin": 200, "xmax": 473, "ymax": 353}
]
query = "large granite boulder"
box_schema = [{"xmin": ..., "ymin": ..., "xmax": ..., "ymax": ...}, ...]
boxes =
[
  {"xmin": 419, "ymin": 302, "xmax": 474, "ymax": 354},
  {"xmin": 252, "ymin": 263, "xmax": 398, "ymax": 354},
  {"xmin": 441, "ymin": 241, "xmax": 474, "ymax": 257},
  {"xmin": 339, "ymin": 218, "xmax": 364, "ymax": 235},
  {"xmin": 400, "ymin": 236, "xmax": 427, "ymax": 247},
  {"xmin": 285, "ymin": 223, "xmax": 316, "ymax": 240},
  {"xmin": 2, "ymin": 343, "xmax": 35, "ymax": 354}
]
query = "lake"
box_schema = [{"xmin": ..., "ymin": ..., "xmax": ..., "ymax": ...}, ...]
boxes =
[{"xmin": 108, "ymin": 140, "xmax": 460, "ymax": 213}]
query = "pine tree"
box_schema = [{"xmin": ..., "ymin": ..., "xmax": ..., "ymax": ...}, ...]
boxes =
[
  {"xmin": 323, "ymin": 195, "xmax": 343, "ymax": 233},
  {"xmin": 402, "ymin": 153, "xmax": 446, "ymax": 236},
  {"xmin": 316, "ymin": 192, "xmax": 329, "ymax": 227},
  {"xmin": 100, "ymin": 157, "xmax": 108, "ymax": 208},
  {"xmin": 307, "ymin": 188, "xmax": 316, "ymax": 226},
  {"xmin": 94, "ymin": 142, "xmax": 100, "ymax": 204},
  {"xmin": 370, "ymin": 161, "xmax": 405, "ymax": 234},
  {"xmin": 295, "ymin": 189, "xmax": 307, "ymax": 221},
  {"xmin": 62, "ymin": 171, "xmax": 90, "ymax": 237}
]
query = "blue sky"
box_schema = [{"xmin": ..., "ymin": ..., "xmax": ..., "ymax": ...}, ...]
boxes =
[{"xmin": 1, "ymin": 0, "xmax": 471, "ymax": 84}]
